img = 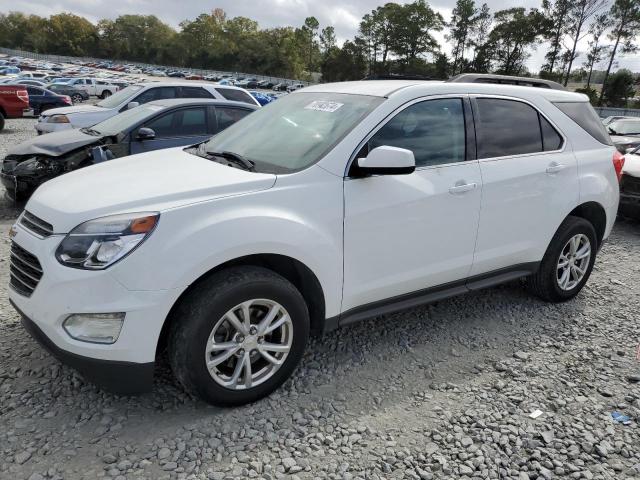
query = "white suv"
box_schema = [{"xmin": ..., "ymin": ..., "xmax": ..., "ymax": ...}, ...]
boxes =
[
  {"xmin": 35, "ymin": 81, "xmax": 260, "ymax": 134},
  {"xmin": 10, "ymin": 79, "xmax": 621, "ymax": 406}
]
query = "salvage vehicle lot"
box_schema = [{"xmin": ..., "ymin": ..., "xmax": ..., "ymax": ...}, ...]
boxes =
[{"xmin": 0, "ymin": 117, "xmax": 639, "ymax": 479}]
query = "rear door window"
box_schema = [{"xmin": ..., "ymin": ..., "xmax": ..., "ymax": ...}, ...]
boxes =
[
  {"xmin": 475, "ymin": 98, "xmax": 542, "ymax": 158},
  {"xmin": 180, "ymin": 87, "xmax": 214, "ymax": 99},
  {"xmin": 215, "ymin": 88, "xmax": 256, "ymax": 105}
]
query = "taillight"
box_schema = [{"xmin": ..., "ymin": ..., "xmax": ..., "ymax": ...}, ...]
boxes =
[
  {"xmin": 612, "ymin": 150, "xmax": 625, "ymax": 182},
  {"xmin": 62, "ymin": 95, "xmax": 72, "ymax": 104},
  {"xmin": 16, "ymin": 89, "xmax": 28, "ymax": 103}
]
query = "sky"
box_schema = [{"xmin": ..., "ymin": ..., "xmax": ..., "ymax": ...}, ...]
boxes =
[{"xmin": 6, "ymin": 0, "xmax": 640, "ymax": 72}]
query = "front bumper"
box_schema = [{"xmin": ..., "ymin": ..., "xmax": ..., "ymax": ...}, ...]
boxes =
[
  {"xmin": 15, "ymin": 301, "xmax": 154, "ymax": 394},
  {"xmin": 8, "ymin": 222, "xmax": 181, "ymax": 392}
]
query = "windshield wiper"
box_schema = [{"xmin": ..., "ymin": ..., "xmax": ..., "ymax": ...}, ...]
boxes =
[
  {"xmin": 80, "ymin": 127, "xmax": 102, "ymax": 136},
  {"xmin": 208, "ymin": 151, "xmax": 255, "ymax": 171},
  {"xmin": 608, "ymin": 128, "xmax": 617, "ymax": 135}
]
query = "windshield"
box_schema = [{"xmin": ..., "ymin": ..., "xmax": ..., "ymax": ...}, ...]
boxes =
[
  {"xmin": 609, "ymin": 120, "xmax": 640, "ymax": 135},
  {"xmin": 203, "ymin": 92, "xmax": 383, "ymax": 173},
  {"xmin": 96, "ymin": 85, "xmax": 143, "ymax": 109},
  {"xmin": 91, "ymin": 104, "xmax": 165, "ymax": 136}
]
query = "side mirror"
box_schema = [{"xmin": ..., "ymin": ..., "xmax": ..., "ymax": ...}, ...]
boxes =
[
  {"xmin": 127, "ymin": 101, "xmax": 140, "ymax": 110},
  {"xmin": 357, "ymin": 146, "xmax": 415, "ymax": 175},
  {"xmin": 136, "ymin": 127, "xmax": 156, "ymax": 140}
]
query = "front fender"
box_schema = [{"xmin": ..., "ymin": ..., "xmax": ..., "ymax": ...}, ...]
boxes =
[{"xmin": 110, "ymin": 177, "xmax": 344, "ymax": 317}]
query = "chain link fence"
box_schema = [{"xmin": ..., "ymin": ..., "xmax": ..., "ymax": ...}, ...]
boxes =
[
  {"xmin": 0, "ymin": 47, "xmax": 311, "ymax": 87},
  {"xmin": 594, "ymin": 107, "xmax": 640, "ymax": 118}
]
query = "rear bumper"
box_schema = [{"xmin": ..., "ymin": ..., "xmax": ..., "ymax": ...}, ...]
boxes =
[{"xmin": 14, "ymin": 300, "xmax": 155, "ymax": 394}]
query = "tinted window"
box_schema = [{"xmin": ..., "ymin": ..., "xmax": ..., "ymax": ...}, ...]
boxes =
[
  {"xmin": 553, "ymin": 101, "xmax": 612, "ymax": 145},
  {"xmin": 177, "ymin": 108, "xmax": 208, "ymax": 135},
  {"xmin": 476, "ymin": 98, "xmax": 542, "ymax": 158},
  {"xmin": 145, "ymin": 112, "xmax": 176, "ymax": 137},
  {"xmin": 27, "ymin": 86, "xmax": 43, "ymax": 96},
  {"xmin": 540, "ymin": 116, "xmax": 563, "ymax": 151},
  {"xmin": 180, "ymin": 87, "xmax": 214, "ymax": 99},
  {"xmin": 368, "ymin": 98, "xmax": 466, "ymax": 167},
  {"xmin": 216, "ymin": 88, "xmax": 255, "ymax": 105},
  {"xmin": 134, "ymin": 87, "xmax": 177, "ymax": 105},
  {"xmin": 215, "ymin": 107, "xmax": 252, "ymax": 131}
]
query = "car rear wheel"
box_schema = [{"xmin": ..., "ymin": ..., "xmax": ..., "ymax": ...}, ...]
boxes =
[
  {"xmin": 71, "ymin": 94, "xmax": 83, "ymax": 103},
  {"xmin": 528, "ymin": 216, "xmax": 597, "ymax": 302},
  {"xmin": 100, "ymin": 90, "xmax": 112, "ymax": 99},
  {"xmin": 0, "ymin": 112, "xmax": 4, "ymax": 132},
  {"xmin": 168, "ymin": 266, "xmax": 310, "ymax": 406}
]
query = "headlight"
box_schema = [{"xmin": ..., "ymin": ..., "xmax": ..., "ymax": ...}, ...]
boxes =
[
  {"xmin": 47, "ymin": 114, "xmax": 70, "ymax": 124},
  {"xmin": 56, "ymin": 212, "xmax": 159, "ymax": 270}
]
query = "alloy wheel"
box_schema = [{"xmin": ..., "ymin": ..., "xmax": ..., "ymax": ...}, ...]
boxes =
[
  {"xmin": 557, "ymin": 233, "xmax": 591, "ymax": 291},
  {"xmin": 205, "ymin": 299, "xmax": 293, "ymax": 390}
]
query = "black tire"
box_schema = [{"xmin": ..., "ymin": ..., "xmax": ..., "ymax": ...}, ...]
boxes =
[
  {"xmin": 0, "ymin": 112, "xmax": 4, "ymax": 132},
  {"xmin": 71, "ymin": 94, "xmax": 83, "ymax": 104},
  {"xmin": 168, "ymin": 266, "xmax": 310, "ymax": 406},
  {"xmin": 100, "ymin": 90, "xmax": 112, "ymax": 99},
  {"xmin": 528, "ymin": 216, "xmax": 598, "ymax": 302}
]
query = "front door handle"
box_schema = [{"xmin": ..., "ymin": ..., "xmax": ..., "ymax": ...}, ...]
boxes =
[
  {"xmin": 546, "ymin": 162, "xmax": 565, "ymax": 174},
  {"xmin": 449, "ymin": 182, "xmax": 477, "ymax": 194}
]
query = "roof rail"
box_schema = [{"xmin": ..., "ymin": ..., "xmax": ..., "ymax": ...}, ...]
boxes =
[
  {"xmin": 448, "ymin": 73, "xmax": 567, "ymax": 91},
  {"xmin": 363, "ymin": 73, "xmax": 435, "ymax": 81}
]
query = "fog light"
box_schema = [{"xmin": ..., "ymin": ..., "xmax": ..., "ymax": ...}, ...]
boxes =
[{"xmin": 63, "ymin": 313, "xmax": 125, "ymax": 344}]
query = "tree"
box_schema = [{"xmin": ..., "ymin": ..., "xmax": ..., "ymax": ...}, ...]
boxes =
[
  {"xmin": 582, "ymin": 13, "xmax": 612, "ymax": 89},
  {"xmin": 319, "ymin": 26, "xmax": 337, "ymax": 55},
  {"xmin": 389, "ymin": 0, "xmax": 445, "ymax": 67},
  {"xmin": 321, "ymin": 40, "xmax": 367, "ymax": 82},
  {"xmin": 488, "ymin": 8, "xmax": 547, "ymax": 75},
  {"xmin": 447, "ymin": 0, "xmax": 477, "ymax": 74},
  {"xmin": 302, "ymin": 16, "xmax": 320, "ymax": 71},
  {"xmin": 540, "ymin": 0, "xmax": 571, "ymax": 79},
  {"xmin": 468, "ymin": 3, "xmax": 492, "ymax": 72},
  {"xmin": 601, "ymin": 69, "xmax": 635, "ymax": 106},
  {"xmin": 598, "ymin": 0, "xmax": 640, "ymax": 105},
  {"xmin": 46, "ymin": 13, "xmax": 98, "ymax": 57},
  {"xmin": 562, "ymin": 0, "xmax": 608, "ymax": 86}
]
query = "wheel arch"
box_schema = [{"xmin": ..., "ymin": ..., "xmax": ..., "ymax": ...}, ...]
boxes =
[
  {"xmin": 156, "ymin": 253, "xmax": 326, "ymax": 358},
  {"xmin": 567, "ymin": 201, "xmax": 607, "ymax": 248}
]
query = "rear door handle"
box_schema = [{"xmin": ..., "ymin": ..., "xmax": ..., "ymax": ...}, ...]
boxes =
[
  {"xmin": 449, "ymin": 182, "xmax": 477, "ymax": 194},
  {"xmin": 546, "ymin": 162, "xmax": 565, "ymax": 174}
]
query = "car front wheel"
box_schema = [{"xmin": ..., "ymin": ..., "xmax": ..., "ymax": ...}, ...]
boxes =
[
  {"xmin": 528, "ymin": 216, "xmax": 597, "ymax": 302},
  {"xmin": 169, "ymin": 266, "xmax": 310, "ymax": 406}
]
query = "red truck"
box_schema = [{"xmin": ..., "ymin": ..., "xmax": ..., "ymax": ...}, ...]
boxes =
[{"xmin": 0, "ymin": 85, "xmax": 31, "ymax": 132}]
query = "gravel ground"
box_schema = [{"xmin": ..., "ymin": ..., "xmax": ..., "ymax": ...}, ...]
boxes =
[{"xmin": 0, "ymin": 118, "xmax": 639, "ymax": 480}]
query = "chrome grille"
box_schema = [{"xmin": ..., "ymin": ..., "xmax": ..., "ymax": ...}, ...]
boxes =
[
  {"xmin": 19, "ymin": 211, "xmax": 54, "ymax": 238},
  {"xmin": 9, "ymin": 242, "xmax": 43, "ymax": 297}
]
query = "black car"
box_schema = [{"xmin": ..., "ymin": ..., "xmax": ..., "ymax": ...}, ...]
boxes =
[
  {"xmin": 22, "ymin": 85, "xmax": 72, "ymax": 115},
  {"xmin": 272, "ymin": 83, "xmax": 288, "ymax": 91},
  {"xmin": 1, "ymin": 98, "xmax": 257, "ymax": 200},
  {"xmin": 45, "ymin": 83, "xmax": 90, "ymax": 103},
  {"xmin": 257, "ymin": 80, "xmax": 275, "ymax": 89}
]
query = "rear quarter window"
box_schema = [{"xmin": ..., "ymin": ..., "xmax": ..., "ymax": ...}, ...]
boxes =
[{"xmin": 553, "ymin": 102, "xmax": 612, "ymax": 146}]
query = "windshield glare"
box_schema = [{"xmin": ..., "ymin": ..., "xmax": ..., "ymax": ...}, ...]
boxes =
[
  {"xmin": 92, "ymin": 104, "xmax": 165, "ymax": 136},
  {"xmin": 96, "ymin": 85, "xmax": 143, "ymax": 109},
  {"xmin": 204, "ymin": 92, "xmax": 383, "ymax": 173}
]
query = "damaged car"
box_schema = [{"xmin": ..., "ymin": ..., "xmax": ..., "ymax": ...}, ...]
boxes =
[
  {"xmin": 619, "ymin": 145, "xmax": 640, "ymax": 220},
  {"xmin": 1, "ymin": 98, "xmax": 257, "ymax": 200}
]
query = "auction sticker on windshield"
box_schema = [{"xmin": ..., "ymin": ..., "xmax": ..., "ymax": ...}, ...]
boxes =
[{"xmin": 305, "ymin": 101, "xmax": 344, "ymax": 113}]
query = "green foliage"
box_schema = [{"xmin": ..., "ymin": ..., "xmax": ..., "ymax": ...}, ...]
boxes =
[
  {"xmin": 574, "ymin": 86, "xmax": 599, "ymax": 103},
  {"xmin": 602, "ymin": 69, "xmax": 636, "ymax": 106}
]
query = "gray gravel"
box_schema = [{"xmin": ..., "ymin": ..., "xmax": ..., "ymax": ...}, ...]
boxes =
[{"xmin": 0, "ymin": 119, "xmax": 639, "ymax": 479}]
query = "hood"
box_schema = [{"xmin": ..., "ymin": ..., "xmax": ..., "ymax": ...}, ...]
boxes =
[
  {"xmin": 26, "ymin": 147, "xmax": 277, "ymax": 233},
  {"xmin": 40, "ymin": 104, "xmax": 109, "ymax": 117},
  {"xmin": 623, "ymin": 153, "xmax": 640, "ymax": 178},
  {"xmin": 7, "ymin": 128, "xmax": 101, "ymax": 158}
]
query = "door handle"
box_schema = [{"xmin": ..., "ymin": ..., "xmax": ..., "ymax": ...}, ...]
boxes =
[
  {"xmin": 546, "ymin": 162, "xmax": 565, "ymax": 174},
  {"xmin": 449, "ymin": 182, "xmax": 477, "ymax": 194}
]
